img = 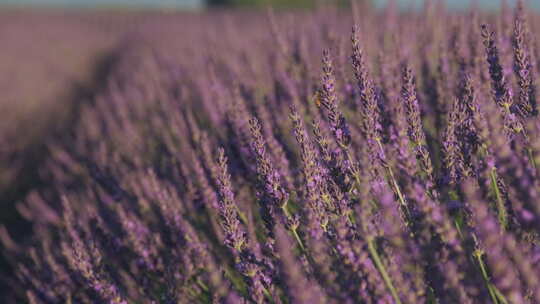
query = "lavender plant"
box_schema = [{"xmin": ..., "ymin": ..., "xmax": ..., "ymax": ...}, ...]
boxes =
[{"xmin": 3, "ymin": 1, "xmax": 540, "ymax": 304}]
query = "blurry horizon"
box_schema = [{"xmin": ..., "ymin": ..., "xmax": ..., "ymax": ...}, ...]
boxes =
[{"xmin": 0, "ymin": 0, "xmax": 538, "ymax": 10}]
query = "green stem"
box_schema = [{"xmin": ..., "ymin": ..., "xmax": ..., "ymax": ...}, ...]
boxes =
[
  {"xmin": 235, "ymin": 205, "xmax": 248, "ymax": 225},
  {"xmin": 451, "ymin": 192, "xmax": 504, "ymax": 304},
  {"xmin": 196, "ymin": 278, "xmax": 210, "ymax": 292},
  {"xmin": 520, "ymin": 127, "xmax": 537, "ymax": 169},
  {"xmin": 453, "ymin": 213, "xmax": 464, "ymax": 239},
  {"xmin": 493, "ymin": 288, "xmax": 509, "ymax": 304},
  {"xmin": 281, "ymin": 200, "xmax": 306, "ymax": 252},
  {"xmin": 291, "ymin": 228, "xmax": 306, "ymax": 252},
  {"xmin": 479, "ymin": 145, "xmax": 507, "ymax": 230},
  {"xmin": 474, "ymin": 249, "xmax": 502, "ymax": 304},
  {"xmin": 341, "ymin": 144, "xmax": 402, "ymax": 303},
  {"xmin": 367, "ymin": 238, "xmax": 402, "ymax": 304},
  {"xmin": 489, "ymin": 169, "xmax": 507, "ymax": 230},
  {"xmin": 262, "ymin": 287, "xmax": 274, "ymax": 304},
  {"xmin": 375, "ymin": 139, "xmax": 409, "ymax": 211},
  {"xmin": 223, "ymin": 266, "xmax": 247, "ymax": 295},
  {"xmin": 527, "ymin": 147, "xmax": 537, "ymax": 170}
]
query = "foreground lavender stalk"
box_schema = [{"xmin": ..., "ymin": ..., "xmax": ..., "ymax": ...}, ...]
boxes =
[
  {"xmin": 248, "ymin": 117, "xmax": 304, "ymax": 252},
  {"xmin": 319, "ymin": 49, "xmax": 352, "ymax": 150},
  {"xmin": 290, "ymin": 106, "xmax": 329, "ymax": 237},
  {"xmin": 319, "ymin": 49, "xmax": 402, "ymax": 304},
  {"xmin": 401, "ymin": 65, "xmax": 435, "ymax": 185},
  {"xmin": 463, "ymin": 182, "xmax": 523, "ymax": 304},
  {"xmin": 351, "ymin": 25, "xmax": 408, "ymax": 210},
  {"xmin": 215, "ymin": 148, "xmax": 248, "ymax": 253},
  {"xmin": 481, "ymin": 24, "xmax": 512, "ymax": 109},
  {"xmin": 214, "ymin": 148, "xmax": 271, "ymax": 303},
  {"xmin": 481, "ymin": 23, "xmax": 525, "ymax": 139},
  {"xmin": 61, "ymin": 197, "xmax": 127, "ymax": 304},
  {"xmin": 513, "ymin": 0, "xmax": 537, "ymax": 117},
  {"xmin": 442, "ymin": 98, "xmax": 462, "ymax": 185}
]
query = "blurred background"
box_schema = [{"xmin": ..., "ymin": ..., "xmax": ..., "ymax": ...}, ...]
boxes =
[{"xmin": 0, "ymin": 0, "xmax": 538, "ymax": 10}]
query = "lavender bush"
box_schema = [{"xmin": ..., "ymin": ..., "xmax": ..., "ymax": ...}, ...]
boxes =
[{"xmin": 3, "ymin": 1, "xmax": 540, "ymax": 303}]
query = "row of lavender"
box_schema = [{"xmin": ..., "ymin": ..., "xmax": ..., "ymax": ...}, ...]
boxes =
[{"xmin": 3, "ymin": 1, "xmax": 540, "ymax": 303}]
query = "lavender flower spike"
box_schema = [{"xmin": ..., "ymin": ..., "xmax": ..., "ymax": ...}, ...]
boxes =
[
  {"xmin": 481, "ymin": 24, "xmax": 514, "ymax": 111},
  {"xmin": 320, "ymin": 49, "xmax": 351, "ymax": 148},
  {"xmin": 351, "ymin": 25, "xmax": 381, "ymax": 144},
  {"xmin": 214, "ymin": 148, "xmax": 271, "ymax": 304},
  {"xmin": 61, "ymin": 197, "xmax": 127, "ymax": 304},
  {"xmin": 249, "ymin": 117, "xmax": 303, "ymax": 251},
  {"xmin": 401, "ymin": 64, "xmax": 435, "ymax": 186},
  {"xmin": 215, "ymin": 147, "xmax": 248, "ymax": 253},
  {"xmin": 442, "ymin": 97, "xmax": 462, "ymax": 185},
  {"xmin": 290, "ymin": 105, "xmax": 328, "ymax": 237},
  {"xmin": 513, "ymin": 0, "xmax": 537, "ymax": 117}
]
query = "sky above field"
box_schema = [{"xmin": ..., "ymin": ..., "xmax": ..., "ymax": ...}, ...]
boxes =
[
  {"xmin": 0, "ymin": 0, "xmax": 538, "ymax": 10},
  {"xmin": 377, "ymin": 0, "xmax": 540, "ymax": 10},
  {"xmin": 0, "ymin": 0, "xmax": 201, "ymax": 8}
]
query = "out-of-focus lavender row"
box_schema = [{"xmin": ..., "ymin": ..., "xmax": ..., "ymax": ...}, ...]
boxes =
[
  {"xmin": 0, "ymin": 9, "xmax": 170, "ymax": 227},
  {"xmin": 3, "ymin": 1, "xmax": 540, "ymax": 303}
]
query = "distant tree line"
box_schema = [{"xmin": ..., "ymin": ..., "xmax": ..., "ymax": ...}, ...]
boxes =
[
  {"xmin": 206, "ymin": 0, "xmax": 368, "ymax": 8},
  {"xmin": 206, "ymin": 0, "xmax": 312, "ymax": 7}
]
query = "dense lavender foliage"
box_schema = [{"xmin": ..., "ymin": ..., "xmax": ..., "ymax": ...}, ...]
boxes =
[{"xmin": 4, "ymin": 1, "xmax": 540, "ymax": 303}]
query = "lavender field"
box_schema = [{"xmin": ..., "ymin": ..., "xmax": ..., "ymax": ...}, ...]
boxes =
[{"xmin": 2, "ymin": 1, "xmax": 540, "ymax": 303}]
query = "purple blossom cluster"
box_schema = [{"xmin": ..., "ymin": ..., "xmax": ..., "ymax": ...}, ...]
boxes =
[{"xmin": 4, "ymin": 1, "xmax": 540, "ymax": 303}]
